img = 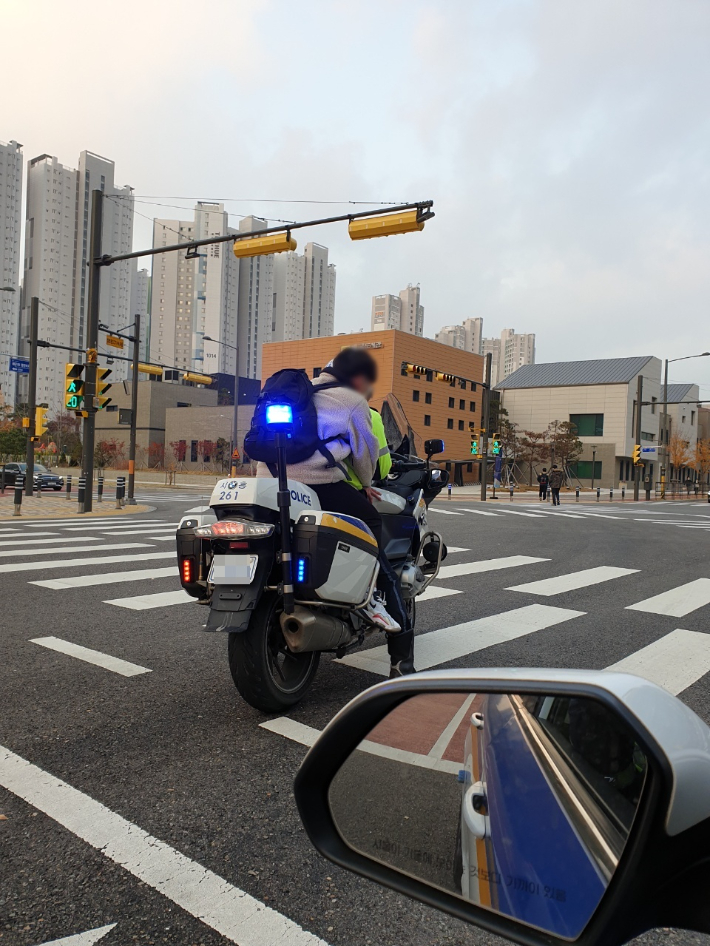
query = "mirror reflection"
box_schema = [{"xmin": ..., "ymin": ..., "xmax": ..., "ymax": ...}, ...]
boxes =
[{"xmin": 328, "ymin": 691, "xmax": 647, "ymax": 939}]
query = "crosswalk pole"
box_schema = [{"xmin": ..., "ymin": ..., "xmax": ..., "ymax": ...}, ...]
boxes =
[
  {"xmin": 13, "ymin": 475, "xmax": 23, "ymax": 516},
  {"xmin": 66, "ymin": 474, "xmax": 72, "ymax": 500},
  {"xmin": 447, "ymin": 482, "xmax": 452, "ymax": 500},
  {"xmin": 610, "ymin": 488, "xmax": 613, "ymax": 502},
  {"xmin": 575, "ymin": 487, "xmax": 579, "ymax": 502},
  {"xmin": 596, "ymin": 487, "xmax": 600, "ymax": 502},
  {"xmin": 97, "ymin": 475, "xmax": 104, "ymax": 503},
  {"xmin": 622, "ymin": 487, "xmax": 626, "ymax": 501},
  {"xmin": 77, "ymin": 476, "xmax": 86, "ymax": 514}
]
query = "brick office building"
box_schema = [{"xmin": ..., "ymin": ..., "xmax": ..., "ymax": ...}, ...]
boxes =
[{"xmin": 261, "ymin": 330, "xmax": 485, "ymax": 480}]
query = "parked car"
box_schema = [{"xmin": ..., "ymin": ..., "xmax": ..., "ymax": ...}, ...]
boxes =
[{"xmin": 1, "ymin": 462, "xmax": 64, "ymax": 491}]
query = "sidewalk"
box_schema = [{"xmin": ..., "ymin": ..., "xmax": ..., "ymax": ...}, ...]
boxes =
[
  {"xmin": 0, "ymin": 491, "xmax": 151, "ymax": 520},
  {"xmin": 437, "ymin": 485, "xmax": 709, "ymax": 505}
]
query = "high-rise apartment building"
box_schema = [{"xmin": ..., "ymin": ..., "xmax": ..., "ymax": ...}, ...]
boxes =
[
  {"xmin": 371, "ymin": 284, "xmax": 424, "ymax": 335},
  {"xmin": 435, "ymin": 324, "xmax": 466, "ymax": 349},
  {"xmin": 499, "ymin": 328, "xmax": 535, "ymax": 380},
  {"xmin": 130, "ymin": 266, "xmax": 151, "ymax": 360},
  {"xmin": 272, "ymin": 242, "xmax": 336, "ymax": 343},
  {"xmin": 20, "ymin": 150, "xmax": 134, "ymax": 415},
  {"xmin": 150, "ymin": 203, "xmax": 239, "ymax": 376},
  {"xmin": 437, "ymin": 317, "xmax": 534, "ymax": 386},
  {"xmin": 0, "ymin": 140, "xmax": 22, "ymax": 410},
  {"xmin": 463, "ymin": 317, "xmax": 483, "ymax": 355},
  {"xmin": 482, "ymin": 337, "xmax": 503, "ymax": 386}
]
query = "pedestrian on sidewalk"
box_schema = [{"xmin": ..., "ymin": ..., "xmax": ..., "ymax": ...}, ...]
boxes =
[
  {"xmin": 549, "ymin": 464, "xmax": 564, "ymax": 506},
  {"xmin": 537, "ymin": 468, "xmax": 549, "ymax": 502}
]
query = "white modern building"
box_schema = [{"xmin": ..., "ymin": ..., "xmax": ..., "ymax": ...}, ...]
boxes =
[
  {"xmin": 435, "ymin": 324, "xmax": 466, "ymax": 349},
  {"xmin": 665, "ymin": 383, "xmax": 701, "ymax": 472},
  {"xmin": 150, "ymin": 203, "xmax": 240, "ymax": 377},
  {"xmin": 129, "ymin": 266, "xmax": 151, "ymax": 361},
  {"xmin": 371, "ymin": 284, "xmax": 423, "ymax": 336},
  {"xmin": 0, "ymin": 140, "xmax": 22, "ymax": 410},
  {"xmin": 20, "ymin": 150, "xmax": 134, "ymax": 416},
  {"xmin": 479, "ymin": 327, "xmax": 535, "ymax": 386},
  {"xmin": 482, "ymin": 337, "xmax": 502, "ymax": 385},
  {"xmin": 236, "ymin": 216, "xmax": 274, "ymax": 380},
  {"xmin": 435, "ymin": 317, "xmax": 484, "ymax": 355},
  {"xmin": 272, "ymin": 242, "xmax": 336, "ymax": 343}
]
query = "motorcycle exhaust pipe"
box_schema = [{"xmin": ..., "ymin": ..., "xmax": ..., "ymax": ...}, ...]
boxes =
[{"xmin": 280, "ymin": 605, "xmax": 354, "ymax": 654}]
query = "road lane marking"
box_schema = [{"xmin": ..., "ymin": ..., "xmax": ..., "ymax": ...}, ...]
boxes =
[
  {"xmin": 339, "ymin": 604, "xmax": 585, "ymax": 676},
  {"xmin": 24, "ymin": 518, "xmax": 135, "ymax": 527},
  {"xmin": 62, "ymin": 521, "xmax": 166, "ymax": 531},
  {"xmin": 35, "ymin": 924, "xmax": 117, "ymax": 946},
  {"xmin": 30, "ymin": 637, "xmax": 151, "ymax": 676},
  {"xmin": 417, "ymin": 585, "xmax": 461, "ymax": 602},
  {"xmin": 104, "ymin": 589, "xmax": 194, "ymax": 610},
  {"xmin": 445, "ymin": 547, "xmax": 470, "ymax": 553},
  {"xmin": 491, "ymin": 508, "xmax": 546, "ymax": 518},
  {"xmin": 0, "ymin": 551, "xmax": 173, "ymax": 574},
  {"xmin": 101, "ymin": 528, "xmax": 177, "ymax": 536},
  {"xmin": 0, "ymin": 535, "xmax": 85, "ymax": 547},
  {"xmin": 428, "ymin": 694, "xmax": 476, "ymax": 762},
  {"xmin": 32, "ymin": 566, "xmax": 179, "ymax": 590},
  {"xmin": 453, "ymin": 508, "xmax": 499, "ymax": 516},
  {"xmin": 437, "ymin": 555, "xmax": 549, "ymax": 581},
  {"xmin": 427, "ymin": 508, "xmax": 464, "ymax": 515},
  {"xmin": 507, "ymin": 566, "xmax": 639, "ymax": 596},
  {"xmin": 259, "ymin": 717, "xmax": 460, "ymax": 775},
  {"xmin": 0, "ymin": 542, "xmax": 152, "ymax": 560},
  {"xmin": 0, "ymin": 746, "xmax": 327, "ymax": 946},
  {"xmin": 625, "ymin": 578, "xmax": 710, "ymax": 617},
  {"xmin": 607, "ymin": 629, "xmax": 710, "ymax": 695}
]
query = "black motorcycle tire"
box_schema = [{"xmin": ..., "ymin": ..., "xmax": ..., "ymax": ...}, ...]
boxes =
[{"xmin": 227, "ymin": 591, "xmax": 320, "ymax": 713}]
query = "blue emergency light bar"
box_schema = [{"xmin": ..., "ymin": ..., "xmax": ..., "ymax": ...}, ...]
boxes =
[{"xmin": 266, "ymin": 404, "xmax": 293, "ymax": 425}]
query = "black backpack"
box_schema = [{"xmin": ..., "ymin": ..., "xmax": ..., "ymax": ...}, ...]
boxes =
[{"xmin": 244, "ymin": 369, "xmax": 342, "ymax": 469}]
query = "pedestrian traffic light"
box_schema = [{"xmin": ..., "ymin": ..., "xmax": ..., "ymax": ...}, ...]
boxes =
[
  {"xmin": 34, "ymin": 406, "xmax": 48, "ymax": 439},
  {"xmin": 94, "ymin": 366, "xmax": 112, "ymax": 410},
  {"xmin": 633, "ymin": 444, "xmax": 642, "ymax": 465},
  {"xmin": 65, "ymin": 363, "xmax": 85, "ymax": 410},
  {"xmin": 348, "ymin": 209, "xmax": 428, "ymax": 241},
  {"xmin": 492, "ymin": 434, "xmax": 501, "ymax": 456},
  {"xmin": 470, "ymin": 437, "xmax": 480, "ymax": 457}
]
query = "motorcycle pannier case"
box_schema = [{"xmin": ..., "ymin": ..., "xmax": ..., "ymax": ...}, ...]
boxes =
[{"xmin": 293, "ymin": 511, "xmax": 379, "ymax": 606}]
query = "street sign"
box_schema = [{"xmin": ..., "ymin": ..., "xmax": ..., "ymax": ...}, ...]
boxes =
[
  {"xmin": 640, "ymin": 445, "xmax": 659, "ymax": 460},
  {"xmin": 9, "ymin": 357, "xmax": 29, "ymax": 374},
  {"xmin": 106, "ymin": 334, "xmax": 124, "ymax": 350}
]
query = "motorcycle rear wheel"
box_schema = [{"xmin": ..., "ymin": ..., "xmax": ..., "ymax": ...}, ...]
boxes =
[{"xmin": 227, "ymin": 591, "xmax": 320, "ymax": 713}]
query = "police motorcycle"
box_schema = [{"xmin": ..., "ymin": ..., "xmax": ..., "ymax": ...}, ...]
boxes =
[{"xmin": 176, "ymin": 375, "xmax": 450, "ymax": 713}]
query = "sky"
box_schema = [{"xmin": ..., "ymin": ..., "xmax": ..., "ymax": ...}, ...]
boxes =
[{"xmin": 4, "ymin": 0, "xmax": 710, "ymax": 395}]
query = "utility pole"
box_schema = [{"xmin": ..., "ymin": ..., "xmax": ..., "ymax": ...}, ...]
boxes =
[
  {"xmin": 634, "ymin": 374, "xmax": 643, "ymax": 501},
  {"xmin": 81, "ymin": 189, "xmax": 103, "ymax": 514},
  {"xmin": 661, "ymin": 358, "xmax": 669, "ymax": 499},
  {"xmin": 24, "ymin": 296, "xmax": 39, "ymax": 497},
  {"xmin": 231, "ymin": 340, "xmax": 240, "ymax": 477},
  {"xmin": 480, "ymin": 352, "xmax": 492, "ymax": 502},
  {"xmin": 127, "ymin": 310, "xmax": 140, "ymax": 504}
]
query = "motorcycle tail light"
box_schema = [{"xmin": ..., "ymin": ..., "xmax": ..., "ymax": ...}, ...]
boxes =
[
  {"xmin": 194, "ymin": 520, "xmax": 274, "ymax": 538},
  {"xmin": 181, "ymin": 556, "xmax": 195, "ymax": 584}
]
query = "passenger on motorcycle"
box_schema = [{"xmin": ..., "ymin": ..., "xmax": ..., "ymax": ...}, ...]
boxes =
[{"xmin": 257, "ymin": 347, "xmax": 414, "ymax": 677}]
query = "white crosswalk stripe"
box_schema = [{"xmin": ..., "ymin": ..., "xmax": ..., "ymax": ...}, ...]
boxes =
[
  {"xmin": 30, "ymin": 637, "xmax": 151, "ymax": 677},
  {"xmin": 0, "ymin": 551, "xmax": 174, "ymax": 574},
  {"xmin": 0, "ymin": 535, "xmax": 84, "ymax": 547},
  {"xmin": 438, "ymin": 555, "xmax": 549, "ymax": 580},
  {"xmin": 453, "ymin": 507, "xmax": 499, "ymax": 517},
  {"xmin": 32, "ymin": 566, "xmax": 179, "ymax": 590},
  {"xmin": 339, "ymin": 603, "xmax": 585, "ymax": 676},
  {"xmin": 427, "ymin": 508, "xmax": 464, "ymax": 516},
  {"xmin": 104, "ymin": 589, "xmax": 194, "ymax": 610},
  {"xmin": 507, "ymin": 566, "xmax": 639, "ymax": 596},
  {"xmin": 607, "ymin": 629, "xmax": 710, "ymax": 695},
  {"xmin": 0, "ymin": 541, "xmax": 152, "ymax": 560},
  {"xmin": 493, "ymin": 508, "xmax": 547, "ymax": 518},
  {"xmin": 101, "ymin": 528, "xmax": 177, "ymax": 536},
  {"xmin": 625, "ymin": 578, "xmax": 710, "ymax": 617}
]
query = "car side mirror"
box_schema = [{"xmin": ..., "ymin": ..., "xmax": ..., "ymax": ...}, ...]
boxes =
[
  {"xmin": 294, "ymin": 670, "xmax": 710, "ymax": 946},
  {"xmin": 424, "ymin": 438, "xmax": 445, "ymax": 457}
]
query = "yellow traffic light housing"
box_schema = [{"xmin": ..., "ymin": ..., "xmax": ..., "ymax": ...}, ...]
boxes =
[
  {"xmin": 94, "ymin": 366, "xmax": 112, "ymax": 410},
  {"xmin": 183, "ymin": 372, "xmax": 214, "ymax": 385},
  {"xmin": 436, "ymin": 371, "xmax": 455, "ymax": 384},
  {"xmin": 492, "ymin": 434, "xmax": 502, "ymax": 456},
  {"xmin": 233, "ymin": 232, "xmax": 297, "ymax": 259},
  {"xmin": 138, "ymin": 363, "xmax": 164, "ymax": 377},
  {"xmin": 633, "ymin": 444, "xmax": 642, "ymax": 465},
  {"xmin": 35, "ymin": 406, "xmax": 48, "ymax": 439},
  {"xmin": 348, "ymin": 209, "xmax": 427, "ymax": 241},
  {"xmin": 65, "ymin": 363, "xmax": 85, "ymax": 411}
]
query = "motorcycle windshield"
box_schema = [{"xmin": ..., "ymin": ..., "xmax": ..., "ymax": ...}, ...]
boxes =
[{"xmin": 379, "ymin": 393, "xmax": 425, "ymax": 459}]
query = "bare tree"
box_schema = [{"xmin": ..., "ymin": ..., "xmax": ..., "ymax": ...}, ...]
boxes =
[{"xmin": 518, "ymin": 430, "xmax": 548, "ymax": 486}]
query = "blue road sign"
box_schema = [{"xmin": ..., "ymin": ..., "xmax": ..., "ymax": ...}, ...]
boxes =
[{"xmin": 9, "ymin": 357, "xmax": 29, "ymax": 374}]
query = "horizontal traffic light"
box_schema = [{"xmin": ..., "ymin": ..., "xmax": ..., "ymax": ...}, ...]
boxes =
[
  {"xmin": 233, "ymin": 232, "xmax": 297, "ymax": 259},
  {"xmin": 138, "ymin": 363, "xmax": 164, "ymax": 377},
  {"xmin": 65, "ymin": 362, "xmax": 85, "ymax": 410},
  {"xmin": 348, "ymin": 209, "xmax": 426, "ymax": 241},
  {"xmin": 435, "ymin": 371, "xmax": 456, "ymax": 384},
  {"xmin": 183, "ymin": 372, "xmax": 214, "ymax": 385}
]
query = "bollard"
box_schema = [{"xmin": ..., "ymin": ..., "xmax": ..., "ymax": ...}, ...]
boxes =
[
  {"xmin": 575, "ymin": 487, "xmax": 579, "ymax": 502},
  {"xmin": 1, "ymin": 464, "xmax": 5, "ymax": 494},
  {"xmin": 97, "ymin": 475, "xmax": 104, "ymax": 503},
  {"xmin": 77, "ymin": 476, "xmax": 86, "ymax": 514},
  {"xmin": 66, "ymin": 474, "xmax": 72, "ymax": 500},
  {"xmin": 447, "ymin": 482, "xmax": 452, "ymax": 500},
  {"xmin": 116, "ymin": 476, "xmax": 125, "ymax": 510},
  {"xmin": 509, "ymin": 485, "xmax": 514, "ymax": 501},
  {"xmin": 622, "ymin": 487, "xmax": 626, "ymax": 502},
  {"xmin": 596, "ymin": 487, "xmax": 600, "ymax": 502},
  {"xmin": 13, "ymin": 475, "xmax": 24, "ymax": 516},
  {"xmin": 610, "ymin": 488, "xmax": 613, "ymax": 502}
]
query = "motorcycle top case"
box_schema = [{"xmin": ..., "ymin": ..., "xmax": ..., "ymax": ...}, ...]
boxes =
[{"xmin": 293, "ymin": 510, "xmax": 379, "ymax": 606}]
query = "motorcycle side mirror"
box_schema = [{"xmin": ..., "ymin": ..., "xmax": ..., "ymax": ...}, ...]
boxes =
[
  {"xmin": 425, "ymin": 438, "xmax": 445, "ymax": 457},
  {"xmin": 295, "ymin": 670, "xmax": 710, "ymax": 946}
]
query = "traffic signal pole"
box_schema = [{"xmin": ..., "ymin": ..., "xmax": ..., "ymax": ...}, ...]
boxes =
[
  {"xmin": 24, "ymin": 296, "xmax": 39, "ymax": 497},
  {"xmin": 480, "ymin": 352, "xmax": 492, "ymax": 502},
  {"xmin": 127, "ymin": 311, "xmax": 140, "ymax": 505},
  {"xmin": 633, "ymin": 374, "xmax": 643, "ymax": 502},
  {"xmin": 81, "ymin": 189, "xmax": 104, "ymax": 514}
]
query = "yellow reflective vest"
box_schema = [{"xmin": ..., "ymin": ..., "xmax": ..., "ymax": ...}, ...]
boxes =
[{"xmin": 345, "ymin": 408, "xmax": 392, "ymax": 489}]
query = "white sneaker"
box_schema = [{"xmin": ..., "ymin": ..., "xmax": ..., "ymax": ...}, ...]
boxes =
[{"xmin": 361, "ymin": 593, "xmax": 401, "ymax": 632}]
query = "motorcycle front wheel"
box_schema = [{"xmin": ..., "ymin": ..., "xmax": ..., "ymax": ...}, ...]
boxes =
[{"xmin": 227, "ymin": 591, "xmax": 320, "ymax": 713}]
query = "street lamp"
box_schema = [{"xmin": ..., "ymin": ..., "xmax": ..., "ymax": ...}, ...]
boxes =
[
  {"xmin": 662, "ymin": 352, "xmax": 710, "ymax": 497},
  {"xmin": 591, "ymin": 447, "xmax": 597, "ymax": 490},
  {"xmin": 202, "ymin": 334, "xmax": 240, "ymax": 475}
]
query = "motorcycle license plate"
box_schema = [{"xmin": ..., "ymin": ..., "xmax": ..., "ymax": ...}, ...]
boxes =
[{"xmin": 208, "ymin": 554, "xmax": 258, "ymax": 584}]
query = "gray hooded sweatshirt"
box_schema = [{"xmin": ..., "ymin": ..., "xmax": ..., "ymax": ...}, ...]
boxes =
[{"xmin": 256, "ymin": 372, "xmax": 379, "ymax": 487}]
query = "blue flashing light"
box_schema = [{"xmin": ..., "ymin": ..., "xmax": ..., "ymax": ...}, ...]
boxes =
[
  {"xmin": 296, "ymin": 557, "xmax": 308, "ymax": 583},
  {"xmin": 266, "ymin": 403, "xmax": 293, "ymax": 425},
  {"xmin": 441, "ymin": 440, "xmax": 445, "ymax": 452}
]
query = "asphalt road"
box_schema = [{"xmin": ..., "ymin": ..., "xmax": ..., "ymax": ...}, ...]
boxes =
[{"xmin": 1, "ymin": 489, "xmax": 710, "ymax": 946}]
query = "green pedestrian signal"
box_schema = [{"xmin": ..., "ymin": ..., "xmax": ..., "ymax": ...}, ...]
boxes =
[
  {"xmin": 492, "ymin": 439, "xmax": 501, "ymax": 456},
  {"xmin": 470, "ymin": 438, "xmax": 479, "ymax": 456},
  {"xmin": 65, "ymin": 363, "xmax": 85, "ymax": 411}
]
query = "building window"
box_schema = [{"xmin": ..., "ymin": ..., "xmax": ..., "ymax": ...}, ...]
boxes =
[
  {"xmin": 412, "ymin": 390, "xmax": 420, "ymax": 402},
  {"xmin": 447, "ymin": 418, "xmax": 453, "ymax": 429},
  {"xmin": 458, "ymin": 420, "xmax": 464, "ymax": 431},
  {"xmin": 470, "ymin": 401, "xmax": 476, "ymax": 412},
  {"xmin": 569, "ymin": 460, "xmax": 602, "ymax": 480},
  {"xmin": 459, "ymin": 399, "xmax": 465, "ymax": 410},
  {"xmin": 641, "ymin": 431, "xmax": 655, "ymax": 441},
  {"xmin": 691, "ymin": 410, "xmax": 696, "ymax": 425},
  {"xmin": 569, "ymin": 413, "xmax": 604, "ymax": 437},
  {"xmin": 190, "ymin": 440, "xmax": 198, "ymax": 462},
  {"xmin": 651, "ymin": 397, "xmax": 657, "ymax": 414},
  {"xmin": 467, "ymin": 463, "xmax": 473, "ymax": 473},
  {"xmin": 424, "ymin": 415, "xmax": 431, "ymax": 426},
  {"xmin": 448, "ymin": 397, "xmax": 455, "ymax": 408},
  {"xmin": 313, "ymin": 367, "xmax": 322, "ymax": 377},
  {"xmin": 425, "ymin": 370, "xmax": 433, "ymax": 382},
  {"xmin": 425, "ymin": 392, "xmax": 432, "ymax": 404}
]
